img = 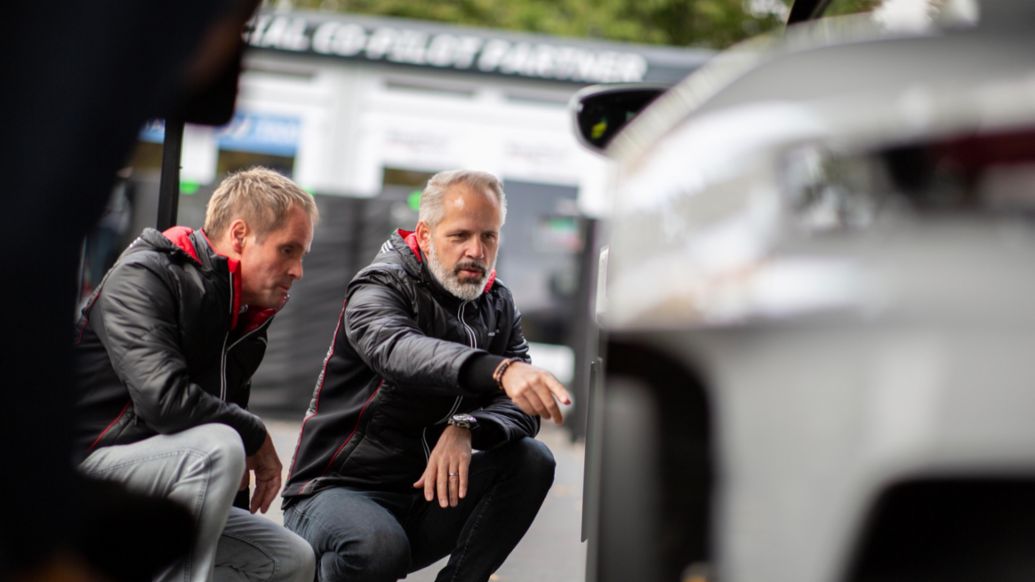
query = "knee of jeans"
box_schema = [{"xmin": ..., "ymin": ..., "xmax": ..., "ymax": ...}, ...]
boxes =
[
  {"xmin": 279, "ymin": 533, "xmax": 316, "ymax": 582},
  {"xmin": 324, "ymin": 526, "xmax": 410, "ymax": 581},
  {"xmin": 193, "ymin": 424, "xmax": 246, "ymax": 476},
  {"xmin": 513, "ymin": 438, "xmax": 556, "ymax": 488}
]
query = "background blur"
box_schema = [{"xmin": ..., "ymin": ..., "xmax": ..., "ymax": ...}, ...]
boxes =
[{"xmin": 79, "ymin": 0, "xmax": 802, "ymax": 431}]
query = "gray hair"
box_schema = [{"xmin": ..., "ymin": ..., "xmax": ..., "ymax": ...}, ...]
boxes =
[
  {"xmin": 204, "ymin": 166, "xmax": 319, "ymax": 240},
  {"xmin": 418, "ymin": 169, "xmax": 507, "ymax": 227}
]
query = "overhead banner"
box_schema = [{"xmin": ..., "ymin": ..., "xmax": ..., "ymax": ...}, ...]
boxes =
[{"xmin": 245, "ymin": 12, "xmax": 710, "ymax": 85}]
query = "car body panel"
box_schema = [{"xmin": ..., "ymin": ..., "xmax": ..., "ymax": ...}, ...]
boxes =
[{"xmin": 585, "ymin": 4, "xmax": 1035, "ymax": 581}]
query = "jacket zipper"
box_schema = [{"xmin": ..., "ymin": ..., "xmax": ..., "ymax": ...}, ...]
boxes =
[
  {"xmin": 219, "ymin": 270, "xmax": 234, "ymax": 401},
  {"xmin": 220, "ymin": 273, "xmax": 276, "ymax": 399},
  {"xmin": 221, "ymin": 320, "xmax": 271, "ymax": 402},
  {"xmin": 421, "ymin": 300, "xmax": 476, "ymax": 460},
  {"xmin": 219, "ymin": 334, "xmax": 230, "ymax": 401},
  {"xmin": 458, "ymin": 300, "xmax": 477, "ymax": 347},
  {"xmin": 228, "ymin": 320, "xmax": 271, "ymax": 351}
]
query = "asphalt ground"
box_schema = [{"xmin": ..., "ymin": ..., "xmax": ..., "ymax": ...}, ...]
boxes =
[{"xmin": 262, "ymin": 419, "xmax": 587, "ymax": 582}]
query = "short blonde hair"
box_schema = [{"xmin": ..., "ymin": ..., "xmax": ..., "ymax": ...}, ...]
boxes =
[
  {"xmin": 204, "ymin": 167, "xmax": 318, "ymax": 240},
  {"xmin": 418, "ymin": 169, "xmax": 507, "ymax": 227}
]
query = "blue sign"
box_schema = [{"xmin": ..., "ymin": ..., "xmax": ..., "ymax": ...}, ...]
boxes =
[
  {"xmin": 140, "ymin": 112, "xmax": 302, "ymax": 157},
  {"xmin": 139, "ymin": 119, "xmax": 166, "ymax": 144},
  {"xmin": 218, "ymin": 111, "xmax": 301, "ymax": 156}
]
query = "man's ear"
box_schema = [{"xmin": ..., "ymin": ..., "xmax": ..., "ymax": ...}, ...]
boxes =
[
  {"xmin": 415, "ymin": 221, "xmax": 431, "ymax": 254},
  {"xmin": 228, "ymin": 219, "xmax": 249, "ymax": 255}
]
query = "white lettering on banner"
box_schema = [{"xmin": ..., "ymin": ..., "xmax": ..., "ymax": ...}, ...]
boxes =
[
  {"xmin": 251, "ymin": 14, "xmax": 310, "ymax": 51},
  {"xmin": 387, "ymin": 29, "xmax": 429, "ymax": 65},
  {"xmin": 248, "ymin": 14, "xmax": 650, "ymax": 83},
  {"xmin": 426, "ymin": 35, "xmax": 483, "ymax": 68},
  {"xmin": 312, "ymin": 22, "xmax": 367, "ymax": 56},
  {"xmin": 365, "ymin": 27, "xmax": 396, "ymax": 59},
  {"xmin": 496, "ymin": 42, "xmax": 531, "ymax": 75},
  {"xmin": 477, "ymin": 39, "xmax": 510, "ymax": 73},
  {"xmin": 479, "ymin": 40, "xmax": 647, "ymax": 82}
]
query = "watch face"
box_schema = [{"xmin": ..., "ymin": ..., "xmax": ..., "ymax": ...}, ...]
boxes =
[{"xmin": 450, "ymin": 414, "xmax": 477, "ymax": 429}]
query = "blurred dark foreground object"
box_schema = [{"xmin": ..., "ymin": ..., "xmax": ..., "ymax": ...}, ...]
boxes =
[
  {"xmin": 0, "ymin": 0, "xmax": 257, "ymax": 579},
  {"xmin": 74, "ymin": 477, "xmax": 196, "ymax": 582}
]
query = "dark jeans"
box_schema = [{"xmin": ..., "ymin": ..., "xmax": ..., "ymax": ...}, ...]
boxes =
[{"xmin": 284, "ymin": 437, "xmax": 556, "ymax": 582}]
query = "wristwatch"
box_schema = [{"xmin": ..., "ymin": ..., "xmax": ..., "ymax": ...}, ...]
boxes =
[{"xmin": 447, "ymin": 413, "xmax": 478, "ymax": 430}]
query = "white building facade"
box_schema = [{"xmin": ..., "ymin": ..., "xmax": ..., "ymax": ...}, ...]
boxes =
[{"xmin": 152, "ymin": 10, "xmax": 711, "ymax": 217}]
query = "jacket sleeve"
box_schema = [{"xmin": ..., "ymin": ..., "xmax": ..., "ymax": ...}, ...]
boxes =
[
  {"xmin": 343, "ymin": 271, "xmax": 485, "ymax": 397},
  {"xmin": 470, "ymin": 302, "xmax": 541, "ymax": 449},
  {"xmin": 90, "ymin": 257, "xmax": 268, "ymax": 454}
]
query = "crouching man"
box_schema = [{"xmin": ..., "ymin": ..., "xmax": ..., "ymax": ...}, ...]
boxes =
[
  {"xmin": 283, "ymin": 169, "xmax": 571, "ymax": 582},
  {"xmin": 72, "ymin": 167, "xmax": 318, "ymax": 581}
]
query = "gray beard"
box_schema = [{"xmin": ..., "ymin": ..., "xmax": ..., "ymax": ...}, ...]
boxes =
[{"xmin": 426, "ymin": 241, "xmax": 489, "ymax": 302}]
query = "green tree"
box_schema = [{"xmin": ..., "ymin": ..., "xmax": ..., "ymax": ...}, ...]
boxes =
[{"xmin": 279, "ymin": 0, "xmax": 791, "ymax": 49}]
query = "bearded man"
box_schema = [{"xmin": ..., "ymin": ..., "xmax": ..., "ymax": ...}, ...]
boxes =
[{"xmin": 282, "ymin": 169, "xmax": 570, "ymax": 582}]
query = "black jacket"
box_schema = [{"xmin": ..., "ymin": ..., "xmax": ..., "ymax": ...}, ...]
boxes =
[
  {"xmin": 283, "ymin": 230, "xmax": 539, "ymax": 500},
  {"xmin": 71, "ymin": 227, "xmax": 274, "ymax": 463}
]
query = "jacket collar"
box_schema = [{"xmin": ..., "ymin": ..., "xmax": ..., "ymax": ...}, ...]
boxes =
[{"xmin": 157, "ymin": 226, "xmax": 278, "ymax": 332}]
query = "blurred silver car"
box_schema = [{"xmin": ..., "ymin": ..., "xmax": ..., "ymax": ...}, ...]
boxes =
[{"xmin": 575, "ymin": 2, "xmax": 1035, "ymax": 581}]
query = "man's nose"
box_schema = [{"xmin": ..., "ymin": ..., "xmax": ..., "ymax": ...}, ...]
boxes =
[
  {"xmin": 289, "ymin": 258, "xmax": 304, "ymax": 280},
  {"xmin": 465, "ymin": 239, "xmax": 485, "ymax": 260}
]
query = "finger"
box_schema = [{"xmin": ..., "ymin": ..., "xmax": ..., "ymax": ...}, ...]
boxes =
[
  {"xmin": 536, "ymin": 375, "xmax": 568, "ymax": 423},
  {"xmin": 251, "ymin": 480, "xmax": 270, "ymax": 514},
  {"xmin": 249, "ymin": 479, "xmax": 264, "ymax": 514},
  {"xmin": 239, "ymin": 470, "xmax": 250, "ymax": 491},
  {"xmin": 250, "ymin": 471, "xmax": 279, "ymax": 514},
  {"xmin": 535, "ymin": 383, "xmax": 564, "ymax": 424},
  {"xmin": 437, "ymin": 462, "xmax": 449, "ymax": 509},
  {"xmin": 448, "ymin": 464, "xmax": 460, "ymax": 507},
  {"xmin": 424, "ymin": 463, "xmax": 436, "ymax": 502},
  {"xmin": 262, "ymin": 473, "xmax": 281, "ymax": 513},
  {"xmin": 546, "ymin": 376, "xmax": 572, "ymax": 406},
  {"xmin": 413, "ymin": 475, "xmax": 425, "ymax": 489},
  {"xmin": 512, "ymin": 394, "xmax": 538, "ymax": 417},
  {"xmin": 260, "ymin": 489, "xmax": 275, "ymax": 513},
  {"xmin": 515, "ymin": 389, "xmax": 549, "ymax": 418},
  {"xmin": 521, "ymin": 388, "xmax": 551, "ymax": 420},
  {"xmin": 458, "ymin": 458, "xmax": 469, "ymax": 501}
]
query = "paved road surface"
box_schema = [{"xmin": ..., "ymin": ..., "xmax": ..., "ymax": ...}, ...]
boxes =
[{"xmin": 262, "ymin": 419, "xmax": 587, "ymax": 582}]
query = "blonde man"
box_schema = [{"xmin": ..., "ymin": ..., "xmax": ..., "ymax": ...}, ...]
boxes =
[{"xmin": 73, "ymin": 167, "xmax": 318, "ymax": 582}]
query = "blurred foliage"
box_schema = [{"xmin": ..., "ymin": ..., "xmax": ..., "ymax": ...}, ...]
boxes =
[
  {"xmin": 822, "ymin": 0, "xmax": 882, "ymax": 17},
  {"xmin": 276, "ymin": 0, "xmax": 796, "ymax": 49}
]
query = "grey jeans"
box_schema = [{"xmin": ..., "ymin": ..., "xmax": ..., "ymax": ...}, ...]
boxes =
[{"xmin": 79, "ymin": 424, "xmax": 315, "ymax": 582}]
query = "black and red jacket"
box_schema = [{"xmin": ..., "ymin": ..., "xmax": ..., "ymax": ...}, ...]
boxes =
[
  {"xmin": 282, "ymin": 229, "xmax": 539, "ymax": 502},
  {"xmin": 71, "ymin": 227, "xmax": 277, "ymax": 462}
]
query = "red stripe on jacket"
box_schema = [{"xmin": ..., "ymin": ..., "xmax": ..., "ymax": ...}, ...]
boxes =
[{"xmin": 321, "ymin": 379, "xmax": 384, "ymax": 475}]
